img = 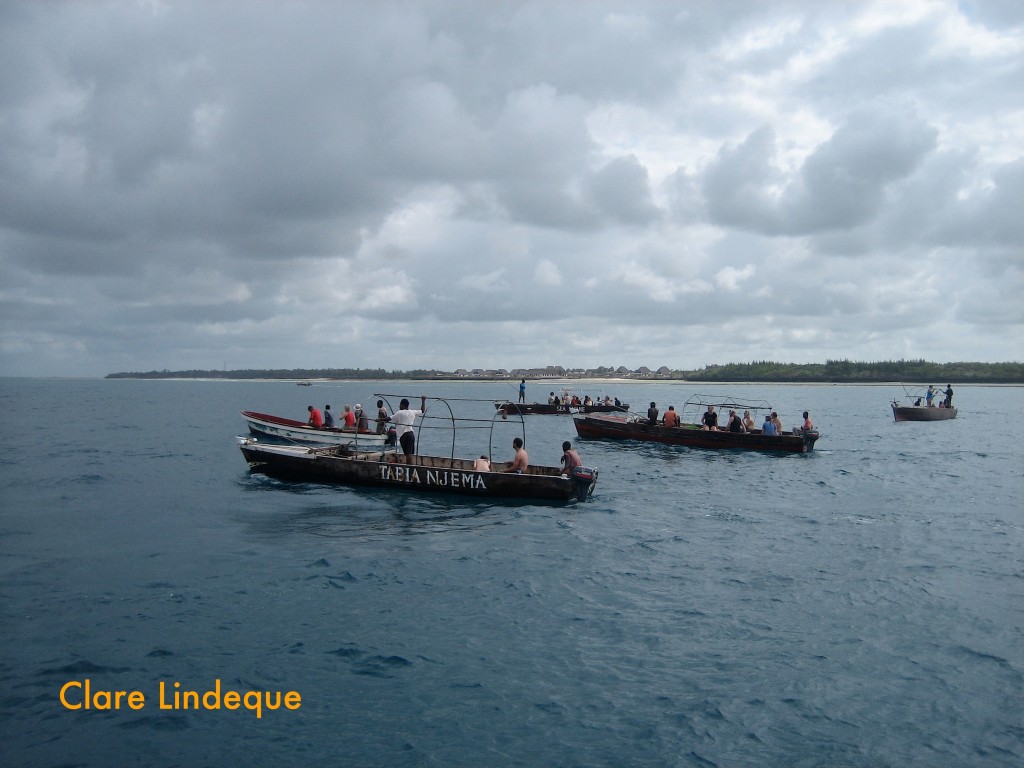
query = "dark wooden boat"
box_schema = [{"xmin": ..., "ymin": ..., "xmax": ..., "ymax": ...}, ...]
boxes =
[
  {"xmin": 238, "ymin": 439, "xmax": 598, "ymax": 502},
  {"xmin": 890, "ymin": 385, "xmax": 957, "ymax": 422},
  {"xmin": 239, "ymin": 394, "xmax": 598, "ymax": 502},
  {"xmin": 891, "ymin": 403, "xmax": 957, "ymax": 421},
  {"xmin": 242, "ymin": 410, "xmax": 387, "ymax": 446},
  {"xmin": 573, "ymin": 395, "xmax": 820, "ymax": 453},
  {"xmin": 495, "ymin": 401, "xmax": 629, "ymax": 416}
]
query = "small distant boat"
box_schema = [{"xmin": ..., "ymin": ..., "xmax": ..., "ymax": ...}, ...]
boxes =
[
  {"xmin": 890, "ymin": 385, "xmax": 957, "ymax": 422},
  {"xmin": 573, "ymin": 395, "xmax": 820, "ymax": 453},
  {"xmin": 241, "ymin": 411, "xmax": 387, "ymax": 446},
  {"xmin": 496, "ymin": 386, "xmax": 627, "ymax": 416},
  {"xmin": 496, "ymin": 401, "xmax": 629, "ymax": 416},
  {"xmin": 239, "ymin": 395, "xmax": 598, "ymax": 502},
  {"xmin": 296, "ymin": 381, "xmax": 312, "ymax": 386}
]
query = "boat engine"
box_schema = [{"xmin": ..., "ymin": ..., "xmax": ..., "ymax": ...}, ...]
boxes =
[{"xmin": 570, "ymin": 466, "xmax": 599, "ymax": 501}]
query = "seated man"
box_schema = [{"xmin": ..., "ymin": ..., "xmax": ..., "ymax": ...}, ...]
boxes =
[
  {"xmin": 307, "ymin": 405, "xmax": 324, "ymax": 428},
  {"xmin": 662, "ymin": 406, "xmax": 679, "ymax": 428},
  {"xmin": 506, "ymin": 438, "xmax": 529, "ymax": 473},
  {"xmin": 560, "ymin": 441, "xmax": 582, "ymax": 475}
]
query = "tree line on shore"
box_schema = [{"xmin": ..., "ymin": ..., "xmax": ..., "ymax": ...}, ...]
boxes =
[{"xmin": 106, "ymin": 359, "xmax": 1024, "ymax": 384}]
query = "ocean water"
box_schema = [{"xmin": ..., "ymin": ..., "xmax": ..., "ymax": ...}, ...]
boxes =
[{"xmin": 1, "ymin": 378, "xmax": 1021, "ymax": 767}]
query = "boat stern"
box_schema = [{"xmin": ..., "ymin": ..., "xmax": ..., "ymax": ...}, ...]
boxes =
[{"xmin": 569, "ymin": 465, "xmax": 599, "ymax": 500}]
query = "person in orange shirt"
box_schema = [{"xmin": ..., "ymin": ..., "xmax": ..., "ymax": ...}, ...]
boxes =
[
  {"xmin": 307, "ymin": 405, "xmax": 324, "ymax": 428},
  {"xmin": 662, "ymin": 406, "xmax": 679, "ymax": 427}
]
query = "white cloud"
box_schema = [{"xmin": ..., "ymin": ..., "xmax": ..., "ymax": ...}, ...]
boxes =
[{"xmin": 0, "ymin": 0, "xmax": 1021, "ymax": 376}]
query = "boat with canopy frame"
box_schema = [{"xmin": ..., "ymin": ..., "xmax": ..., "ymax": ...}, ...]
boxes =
[{"xmin": 238, "ymin": 394, "xmax": 599, "ymax": 501}]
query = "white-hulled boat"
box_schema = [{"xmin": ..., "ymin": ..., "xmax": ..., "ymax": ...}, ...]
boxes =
[{"xmin": 241, "ymin": 411, "xmax": 388, "ymax": 446}]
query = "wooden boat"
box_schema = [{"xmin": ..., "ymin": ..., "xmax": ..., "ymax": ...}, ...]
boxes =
[
  {"xmin": 891, "ymin": 403, "xmax": 957, "ymax": 421},
  {"xmin": 573, "ymin": 395, "xmax": 820, "ymax": 453},
  {"xmin": 495, "ymin": 401, "xmax": 629, "ymax": 416},
  {"xmin": 496, "ymin": 386, "xmax": 627, "ymax": 416},
  {"xmin": 890, "ymin": 385, "xmax": 957, "ymax": 422},
  {"xmin": 239, "ymin": 395, "xmax": 598, "ymax": 502},
  {"xmin": 241, "ymin": 410, "xmax": 387, "ymax": 446},
  {"xmin": 238, "ymin": 439, "xmax": 597, "ymax": 502}
]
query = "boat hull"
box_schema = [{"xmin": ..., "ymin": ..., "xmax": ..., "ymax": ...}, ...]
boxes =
[
  {"xmin": 892, "ymin": 405, "xmax": 957, "ymax": 422},
  {"xmin": 573, "ymin": 415, "xmax": 819, "ymax": 453},
  {"xmin": 242, "ymin": 411, "xmax": 387, "ymax": 446},
  {"xmin": 238, "ymin": 440, "xmax": 597, "ymax": 501}
]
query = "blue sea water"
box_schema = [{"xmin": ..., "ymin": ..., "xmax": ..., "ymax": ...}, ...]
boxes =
[{"xmin": 1, "ymin": 378, "xmax": 1021, "ymax": 767}]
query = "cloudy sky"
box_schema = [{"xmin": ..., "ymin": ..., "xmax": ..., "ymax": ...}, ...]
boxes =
[{"xmin": 1, "ymin": 0, "xmax": 1022, "ymax": 377}]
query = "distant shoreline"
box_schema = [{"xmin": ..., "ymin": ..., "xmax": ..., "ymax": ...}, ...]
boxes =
[{"xmin": 104, "ymin": 360, "xmax": 1024, "ymax": 385}]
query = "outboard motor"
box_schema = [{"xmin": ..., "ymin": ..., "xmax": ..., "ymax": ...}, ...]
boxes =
[{"xmin": 570, "ymin": 466, "xmax": 598, "ymax": 501}]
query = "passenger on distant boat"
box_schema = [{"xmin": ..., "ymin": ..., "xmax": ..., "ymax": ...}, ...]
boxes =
[
  {"xmin": 548, "ymin": 391, "xmax": 556, "ymax": 404},
  {"xmin": 944, "ymin": 385, "xmax": 954, "ymax": 408},
  {"xmin": 519, "ymin": 379, "xmax": 527, "ymax": 403},
  {"xmin": 663, "ymin": 406, "xmax": 679, "ymax": 428},
  {"xmin": 771, "ymin": 412, "xmax": 784, "ymax": 434},
  {"xmin": 474, "ymin": 455, "xmax": 491, "ymax": 472},
  {"xmin": 343, "ymin": 405, "xmax": 356, "ymax": 427},
  {"xmin": 323, "ymin": 405, "xmax": 335, "ymax": 429},
  {"xmin": 560, "ymin": 441, "xmax": 582, "ymax": 475},
  {"xmin": 506, "ymin": 438, "xmax": 529, "ymax": 473},
  {"xmin": 802, "ymin": 411, "xmax": 814, "ymax": 431},
  {"xmin": 354, "ymin": 404, "xmax": 370, "ymax": 431},
  {"xmin": 742, "ymin": 410, "xmax": 755, "ymax": 431},
  {"xmin": 762, "ymin": 414, "xmax": 777, "ymax": 435},
  {"xmin": 926, "ymin": 386, "xmax": 936, "ymax": 407},
  {"xmin": 647, "ymin": 402, "xmax": 659, "ymax": 426},
  {"xmin": 375, "ymin": 400, "xmax": 388, "ymax": 434},
  {"xmin": 307, "ymin": 405, "xmax": 323, "ymax": 428},
  {"xmin": 727, "ymin": 409, "xmax": 744, "ymax": 432},
  {"xmin": 701, "ymin": 405, "xmax": 718, "ymax": 430}
]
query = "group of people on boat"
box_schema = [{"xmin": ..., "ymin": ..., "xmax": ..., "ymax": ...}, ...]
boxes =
[
  {"xmin": 646, "ymin": 402, "xmax": 814, "ymax": 436},
  {"xmin": 471, "ymin": 439, "xmax": 580, "ymax": 475},
  {"xmin": 919, "ymin": 385, "xmax": 954, "ymax": 408},
  {"xmin": 306, "ymin": 403, "xmax": 372, "ymax": 431},
  {"xmin": 548, "ymin": 392, "xmax": 621, "ymax": 407}
]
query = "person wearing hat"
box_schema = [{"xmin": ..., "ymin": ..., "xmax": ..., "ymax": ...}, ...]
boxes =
[
  {"xmin": 354, "ymin": 404, "xmax": 370, "ymax": 432},
  {"xmin": 762, "ymin": 414, "xmax": 777, "ymax": 435}
]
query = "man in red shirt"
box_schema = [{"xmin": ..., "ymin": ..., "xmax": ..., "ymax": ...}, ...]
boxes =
[{"xmin": 307, "ymin": 405, "xmax": 324, "ymax": 428}]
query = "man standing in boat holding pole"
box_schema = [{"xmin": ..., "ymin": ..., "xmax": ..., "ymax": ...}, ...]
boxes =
[{"xmin": 387, "ymin": 396, "xmax": 427, "ymax": 463}]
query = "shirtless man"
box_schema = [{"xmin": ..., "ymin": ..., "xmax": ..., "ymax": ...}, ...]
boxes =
[
  {"xmin": 506, "ymin": 438, "xmax": 528, "ymax": 473},
  {"xmin": 560, "ymin": 441, "xmax": 581, "ymax": 475}
]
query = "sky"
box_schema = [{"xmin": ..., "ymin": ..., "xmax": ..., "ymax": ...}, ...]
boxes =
[{"xmin": 1, "ymin": 0, "xmax": 1022, "ymax": 378}]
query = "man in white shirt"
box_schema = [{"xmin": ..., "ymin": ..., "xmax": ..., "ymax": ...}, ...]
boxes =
[{"xmin": 388, "ymin": 396, "xmax": 427, "ymax": 461}]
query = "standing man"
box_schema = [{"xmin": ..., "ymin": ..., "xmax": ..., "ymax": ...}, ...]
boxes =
[
  {"xmin": 943, "ymin": 385, "xmax": 954, "ymax": 408},
  {"xmin": 388, "ymin": 396, "xmax": 427, "ymax": 461},
  {"xmin": 518, "ymin": 379, "xmax": 527, "ymax": 403}
]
